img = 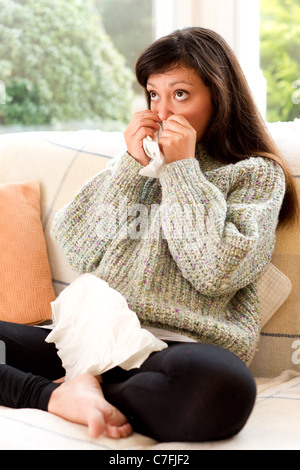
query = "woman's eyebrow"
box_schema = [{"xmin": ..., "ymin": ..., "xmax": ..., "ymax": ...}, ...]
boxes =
[{"xmin": 147, "ymin": 80, "xmax": 195, "ymax": 88}]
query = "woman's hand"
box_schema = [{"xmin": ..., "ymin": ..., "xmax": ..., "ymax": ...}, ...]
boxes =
[
  {"xmin": 158, "ymin": 115, "xmax": 197, "ymax": 164},
  {"xmin": 124, "ymin": 110, "xmax": 161, "ymax": 167}
]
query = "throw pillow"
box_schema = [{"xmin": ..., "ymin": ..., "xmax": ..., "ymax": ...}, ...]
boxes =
[
  {"xmin": 257, "ymin": 262, "xmax": 292, "ymax": 328},
  {"xmin": 0, "ymin": 181, "xmax": 55, "ymax": 324}
]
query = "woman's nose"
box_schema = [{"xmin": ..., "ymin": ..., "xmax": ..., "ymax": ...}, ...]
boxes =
[{"xmin": 155, "ymin": 100, "xmax": 174, "ymax": 121}]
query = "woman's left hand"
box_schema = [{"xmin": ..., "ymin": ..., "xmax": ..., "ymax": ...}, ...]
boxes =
[{"xmin": 158, "ymin": 115, "xmax": 197, "ymax": 164}]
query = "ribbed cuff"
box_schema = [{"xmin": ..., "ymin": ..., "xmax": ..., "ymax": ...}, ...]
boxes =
[
  {"xmin": 113, "ymin": 152, "xmax": 147, "ymax": 187},
  {"xmin": 159, "ymin": 159, "xmax": 205, "ymax": 201}
]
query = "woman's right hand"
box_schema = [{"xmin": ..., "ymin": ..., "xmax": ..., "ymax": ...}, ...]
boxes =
[{"xmin": 124, "ymin": 110, "xmax": 161, "ymax": 167}]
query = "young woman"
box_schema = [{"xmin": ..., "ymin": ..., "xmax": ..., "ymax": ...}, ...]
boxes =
[{"xmin": 0, "ymin": 27, "xmax": 298, "ymax": 443}]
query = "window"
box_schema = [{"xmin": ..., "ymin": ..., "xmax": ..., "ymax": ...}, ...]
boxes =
[
  {"xmin": 260, "ymin": 0, "xmax": 300, "ymax": 122},
  {"xmin": 152, "ymin": 0, "xmax": 300, "ymax": 123},
  {"xmin": 0, "ymin": 0, "xmax": 298, "ymax": 134},
  {"xmin": 152, "ymin": 0, "xmax": 267, "ymax": 118},
  {"xmin": 0, "ymin": 0, "xmax": 141, "ymax": 134},
  {"xmin": 96, "ymin": 0, "xmax": 154, "ymax": 83}
]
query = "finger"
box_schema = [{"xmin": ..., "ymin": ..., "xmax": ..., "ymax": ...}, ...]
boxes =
[
  {"xmin": 136, "ymin": 126, "xmax": 157, "ymax": 141},
  {"xmin": 136, "ymin": 109, "xmax": 162, "ymax": 121},
  {"xmin": 127, "ymin": 119, "xmax": 161, "ymax": 137},
  {"xmin": 160, "ymin": 125, "xmax": 192, "ymax": 140},
  {"xmin": 165, "ymin": 114, "xmax": 193, "ymax": 131},
  {"xmin": 132, "ymin": 110, "xmax": 161, "ymax": 126}
]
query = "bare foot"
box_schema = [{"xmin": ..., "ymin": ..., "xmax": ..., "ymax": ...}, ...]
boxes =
[{"xmin": 48, "ymin": 373, "xmax": 133, "ymax": 439}]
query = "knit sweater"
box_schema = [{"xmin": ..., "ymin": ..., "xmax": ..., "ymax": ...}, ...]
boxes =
[{"xmin": 51, "ymin": 144, "xmax": 286, "ymax": 365}]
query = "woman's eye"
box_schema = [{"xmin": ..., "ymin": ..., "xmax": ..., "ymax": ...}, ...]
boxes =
[
  {"xmin": 175, "ymin": 90, "xmax": 189, "ymax": 101},
  {"xmin": 149, "ymin": 91, "xmax": 158, "ymax": 101}
]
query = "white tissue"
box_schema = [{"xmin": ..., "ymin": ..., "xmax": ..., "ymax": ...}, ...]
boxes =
[
  {"xmin": 139, "ymin": 122, "xmax": 165, "ymax": 178},
  {"xmin": 46, "ymin": 274, "xmax": 167, "ymax": 381}
]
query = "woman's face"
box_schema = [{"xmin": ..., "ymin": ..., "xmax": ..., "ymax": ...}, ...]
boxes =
[{"xmin": 147, "ymin": 66, "xmax": 213, "ymax": 141}]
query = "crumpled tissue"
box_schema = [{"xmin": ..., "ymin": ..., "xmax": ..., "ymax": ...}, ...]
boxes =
[
  {"xmin": 139, "ymin": 122, "xmax": 166, "ymax": 178},
  {"xmin": 46, "ymin": 274, "xmax": 167, "ymax": 381}
]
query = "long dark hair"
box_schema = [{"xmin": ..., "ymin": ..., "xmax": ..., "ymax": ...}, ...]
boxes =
[{"xmin": 135, "ymin": 27, "xmax": 298, "ymax": 227}]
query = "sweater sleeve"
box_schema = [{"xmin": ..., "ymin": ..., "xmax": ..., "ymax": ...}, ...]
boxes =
[
  {"xmin": 51, "ymin": 152, "xmax": 146, "ymax": 273},
  {"xmin": 159, "ymin": 156, "xmax": 286, "ymax": 297}
]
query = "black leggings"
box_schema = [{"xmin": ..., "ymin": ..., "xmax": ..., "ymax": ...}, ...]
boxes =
[{"xmin": 0, "ymin": 320, "xmax": 256, "ymax": 442}]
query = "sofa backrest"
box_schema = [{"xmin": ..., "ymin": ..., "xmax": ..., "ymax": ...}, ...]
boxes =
[
  {"xmin": 250, "ymin": 120, "xmax": 300, "ymax": 377},
  {"xmin": 0, "ymin": 130, "xmax": 123, "ymax": 297}
]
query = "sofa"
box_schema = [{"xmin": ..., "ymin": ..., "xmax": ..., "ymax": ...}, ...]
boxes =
[{"xmin": 0, "ymin": 120, "xmax": 300, "ymax": 450}]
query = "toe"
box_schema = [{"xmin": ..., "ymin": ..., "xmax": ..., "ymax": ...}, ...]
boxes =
[
  {"xmin": 105, "ymin": 422, "xmax": 133, "ymax": 439},
  {"xmin": 102, "ymin": 402, "xmax": 128, "ymax": 427},
  {"xmin": 88, "ymin": 409, "xmax": 106, "ymax": 438}
]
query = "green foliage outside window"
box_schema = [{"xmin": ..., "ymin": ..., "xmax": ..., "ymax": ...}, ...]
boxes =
[
  {"xmin": 0, "ymin": 0, "xmax": 134, "ymax": 128},
  {"xmin": 261, "ymin": 0, "xmax": 300, "ymax": 122},
  {"xmin": 95, "ymin": 0, "xmax": 153, "ymax": 77}
]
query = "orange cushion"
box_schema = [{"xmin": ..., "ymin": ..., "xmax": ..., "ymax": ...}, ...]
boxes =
[{"xmin": 0, "ymin": 181, "xmax": 55, "ymax": 324}]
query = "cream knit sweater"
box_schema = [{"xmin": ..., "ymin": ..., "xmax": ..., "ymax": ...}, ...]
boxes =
[{"xmin": 51, "ymin": 144, "xmax": 286, "ymax": 365}]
